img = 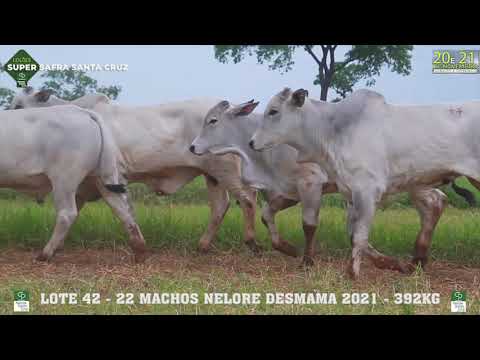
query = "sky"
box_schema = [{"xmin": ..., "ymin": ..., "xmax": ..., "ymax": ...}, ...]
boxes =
[{"xmin": 1, "ymin": 45, "xmax": 479, "ymax": 110}]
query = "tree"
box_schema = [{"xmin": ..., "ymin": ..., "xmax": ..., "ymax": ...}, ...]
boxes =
[
  {"xmin": 0, "ymin": 64, "xmax": 122, "ymax": 108},
  {"xmin": 214, "ymin": 45, "xmax": 413, "ymax": 101},
  {"xmin": 40, "ymin": 68, "xmax": 121, "ymax": 101},
  {"xmin": 215, "ymin": 45, "xmax": 477, "ymax": 206},
  {"xmin": 0, "ymin": 62, "xmax": 15, "ymax": 109}
]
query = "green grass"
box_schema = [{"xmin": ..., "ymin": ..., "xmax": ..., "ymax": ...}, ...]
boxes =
[
  {"xmin": 1, "ymin": 189, "xmax": 479, "ymax": 315},
  {"xmin": 0, "ymin": 199, "xmax": 479, "ymax": 265},
  {"xmin": 1, "ymin": 175, "xmax": 479, "ymax": 208},
  {"xmin": 2, "ymin": 267, "xmax": 478, "ymax": 315}
]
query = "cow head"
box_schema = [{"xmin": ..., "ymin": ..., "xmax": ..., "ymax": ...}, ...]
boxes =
[
  {"xmin": 9, "ymin": 87, "xmax": 55, "ymax": 110},
  {"xmin": 250, "ymin": 87, "xmax": 309, "ymax": 151},
  {"xmin": 189, "ymin": 99, "xmax": 259, "ymax": 156}
]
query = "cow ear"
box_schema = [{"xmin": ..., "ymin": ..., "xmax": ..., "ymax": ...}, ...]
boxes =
[
  {"xmin": 217, "ymin": 100, "xmax": 230, "ymax": 112},
  {"xmin": 279, "ymin": 87, "xmax": 291, "ymax": 101},
  {"xmin": 35, "ymin": 89, "xmax": 53, "ymax": 103},
  {"xmin": 232, "ymin": 100, "xmax": 259, "ymax": 117},
  {"xmin": 291, "ymin": 88, "xmax": 309, "ymax": 107}
]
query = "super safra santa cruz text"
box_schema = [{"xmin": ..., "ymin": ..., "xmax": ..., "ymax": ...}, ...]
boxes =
[{"xmin": 5, "ymin": 63, "xmax": 129, "ymax": 72}]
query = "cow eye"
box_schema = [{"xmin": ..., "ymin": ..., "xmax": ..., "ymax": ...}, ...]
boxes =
[
  {"xmin": 208, "ymin": 118, "xmax": 218, "ymax": 125},
  {"xmin": 268, "ymin": 109, "xmax": 278, "ymax": 116}
]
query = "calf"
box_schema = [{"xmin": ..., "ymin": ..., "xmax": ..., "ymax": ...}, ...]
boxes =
[
  {"xmin": 191, "ymin": 100, "xmax": 448, "ymax": 268},
  {"xmin": 250, "ymin": 88, "xmax": 480, "ymax": 278},
  {"xmin": 10, "ymin": 87, "xmax": 260, "ymax": 254},
  {"xmin": 0, "ymin": 105, "xmax": 146, "ymax": 262}
]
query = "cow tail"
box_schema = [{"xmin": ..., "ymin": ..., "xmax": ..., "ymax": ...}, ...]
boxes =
[
  {"xmin": 86, "ymin": 110, "xmax": 127, "ymax": 194},
  {"xmin": 451, "ymin": 180, "xmax": 476, "ymax": 207}
]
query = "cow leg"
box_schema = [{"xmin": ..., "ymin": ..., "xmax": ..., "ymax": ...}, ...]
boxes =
[
  {"xmin": 37, "ymin": 187, "xmax": 79, "ymax": 261},
  {"xmin": 48, "ymin": 195, "xmax": 87, "ymax": 254},
  {"xmin": 348, "ymin": 188, "xmax": 408, "ymax": 279},
  {"xmin": 346, "ymin": 201, "xmax": 355, "ymax": 241},
  {"xmin": 410, "ymin": 188, "xmax": 447, "ymax": 270},
  {"xmin": 261, "ymin": 195, "xmax": 298, "ymax": 257},
  {"xmin": 54, "ymin": 194, "xmax": 87, "ymax": 254},
  {"xmin": 224, "ymin": 183, "xmax": 261, "ymax": 253},
  {"xmin": 298, "ymin": 182, "xmax": 324, "ymax": 267},
  {"xmin": 197, "ymin": 175, "xmax": 230, "ymax": 253},
  {"xmin": 347, "ymin": 190, "xmax": 375, "ymax": 279},
  {"xmin": 53, "ymin": 181, "xmax": 101, "ymax": 253},
  {"xmin": 95, "ymin": 180, "xmax": 148, "ymax": 264},
  {"xmin": 205, "ymin": 155, "xmax": 261, "ymax": 253},
  {"xmin": 238, "ymin": 188, "xmax": 262, "ymax": 254}
]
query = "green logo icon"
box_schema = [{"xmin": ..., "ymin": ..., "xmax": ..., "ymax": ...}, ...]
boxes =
[
  {"xmin": 3, "ymin": 49, "xmax": 39, "ymax": 88},
  {"xmin": 451, "ymin": 290, "xmax": 466, "ymax": 302},
  {"xmin": 14, "ymin": 290, "xmax": 29, "ymax": 301}
]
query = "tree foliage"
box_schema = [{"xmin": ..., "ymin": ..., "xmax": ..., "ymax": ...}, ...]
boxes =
[
  {"xmin": 40, "ymin": 68, "xmax": 121, "ymax": 101},
  {"xmin": 215, "ymin": 45, "xmax": 413, "ymax": 101},
  {"xmin": 215, "ymin": 45, "xmax": 297, "ymax": 73},
  {"xmin": 327, "ymin": 45, "xmax": 413, "ymax": 98},
  {"xmin": 0, "ymin": 62, "xmax": 15, "ymax": 108}
]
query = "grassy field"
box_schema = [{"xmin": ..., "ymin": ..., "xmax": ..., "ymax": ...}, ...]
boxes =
[
  {"xmin": 1, "ymin": 199, "xmax": 480, "ymax": 263},
  {"xmin": 0, "ymin": 188, "xmax": 479, "ymax": 314},
  {"xmin": 1, "ymin": 249, "xmax": 478, "ymax": 314},
  {"xmin": 2, "ymin": 175, "xmax": 480, "ymax": 208}
]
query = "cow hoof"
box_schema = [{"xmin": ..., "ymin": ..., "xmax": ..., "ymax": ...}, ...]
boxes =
[
  {"xmin": 411, "ymin": 256, "xmax": 428, "ymax": 270},
  {"xmin": 35, "ymin": 252, "xmax": 51, "ymax": 262},
  {"xmin": 301, "ymin": 256, "xmax": 315, "ymax": 268},
  {"xmin": 134, "ymin": 250, "xmax": 149, "ymax": 264},
  {"xmin": 369, "ymin": 255, "xmax": 411, "ymax": 274},
  {"xmin": 197, "ymin": 243, "xmax": 211, "ymax": 254},
  {"xmin": 346, "ymin": 268, "xmax": 359, "ymax": 280},
  {"xmin": 346, "ymin": 260, "xmax": 360, "ymax": 280},
  {"xmin": 246, "ymin": 240, "xmax": 263, "ymax": 255},
  {"xmin": 405, "ymin": 258, "xmax": 427, "ymax": 274},
  {"xmin": 273, "ymin": 240, "xmax": 298, "ymax": 258},
  {"xmin": 346, "ymin": 269, "xmax": 359, "ymax": 280},
  {"xmin": 393, "ymin": 260, "xmax": 412, "ymax": 274},
  {"xmin": 404, "ymin": 262, "xmax": 417, "ymax": 274}
]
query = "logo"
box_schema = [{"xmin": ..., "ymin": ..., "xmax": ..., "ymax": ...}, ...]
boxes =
[
  {"xmin": 432, "ymin": 49, "xmax": 480, "ymax": 74},
  {"xmin": 3, "ymin": 49, "xmax": 40, "ymax": 88},
  {"xmin": 13, "ymin": 290, "xmax": 30, "ymax": 312},
  {"xmin": 450, "ymin": 290, "xmax": 466, "ymax": 313}
]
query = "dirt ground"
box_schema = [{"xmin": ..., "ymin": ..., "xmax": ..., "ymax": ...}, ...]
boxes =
[{"xmin": 1, "ymin": 247, "xmax": 479, "ymax": 297}]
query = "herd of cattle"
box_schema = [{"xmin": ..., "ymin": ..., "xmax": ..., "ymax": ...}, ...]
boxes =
[{"xmin": 3, "ymin": 86, "xmax": 480, "ymax": 278}]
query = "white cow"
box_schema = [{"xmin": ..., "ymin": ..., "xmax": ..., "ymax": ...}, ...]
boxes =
[
  {"xmin": 0, "ymin": 105, "xmax": 146, "ymax": 262},
  {"xmin": 10, "ymin": 87, "xmax": 260, "ymax": 253},
  {"xmin": 191, "ymin": 100, "xmax": 448, "ymax": 267},
  {"xmin": 250, "ymin": 88, "xmax": 480, "ymax": 278}
]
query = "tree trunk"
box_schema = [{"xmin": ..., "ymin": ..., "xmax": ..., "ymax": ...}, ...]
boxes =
[{"xmin": 320, "ymin": 83, "xmax": 329, "ymax": 101}]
